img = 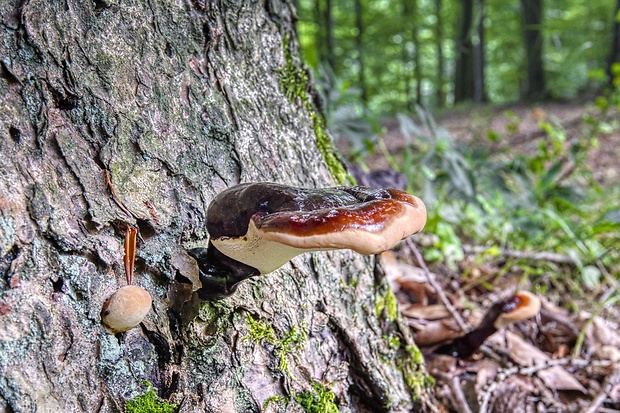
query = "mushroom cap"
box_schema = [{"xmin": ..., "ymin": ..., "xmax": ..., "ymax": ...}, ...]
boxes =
[
  {"xmin": 494, "ymin": 290, "xmax": 541, "ymax": 329},
  {"xmin": 207, "ymin": 183, "xmax": 426, "ymax": 274},
  {"xmin": 101, "ymin": 285, "xmax": 152, "ymax": 333}
]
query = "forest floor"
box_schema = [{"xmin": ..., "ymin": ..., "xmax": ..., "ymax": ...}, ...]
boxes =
[
  {"xmin": 341, "ymin": 100, "xmax": 620, "ymax": 413},
  {"xmin": 372, "ymin": 100, "xmax": 620, "ymax": 186}
]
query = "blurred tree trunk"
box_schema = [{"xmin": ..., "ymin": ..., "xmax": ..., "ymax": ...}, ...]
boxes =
[
  {"xmin": 0, "ymin": 0, "xmax": 430, "ymax": 412},
  {"xmin": 520, "ymin": 0, "xmax": 547, "ymax": 100},
  {"xmin": 454, "ymin": 0, "xmax": 474, "ymax": 103},
  {"xmin": 412, "ymin": 1, "xmax": 423, "ymax": 107},
  {"xmin": 473, "ymin": 0, "xmax": 487, "ymax": 103},
  {"xmin": 609, "ymin": 0, "xmax": 620, "ymax": 83},
  {"xmin": 354, "ymin": 0, "xmax": 367, "ymax": 102},
  {"xmin": 325, "ymin": 0, "xmax": 336, "ymax": 72},
  {"xmin": 402, "ymin": 0, "xmax": 422, "ymax": 109},
  {"xmin": 434, "ymin": 0, "xmax": 446, "ymax": 107}
]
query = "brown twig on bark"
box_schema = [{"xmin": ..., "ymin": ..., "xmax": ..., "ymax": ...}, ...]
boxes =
[{"xmin": 104, "ymin": 169, "xmax": 133, "ymax": 219}]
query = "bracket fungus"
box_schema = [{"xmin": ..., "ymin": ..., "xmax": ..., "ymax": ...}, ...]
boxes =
[{"xmin": 189, "ymin": 183, "xmax": 427, "ymax": 300}]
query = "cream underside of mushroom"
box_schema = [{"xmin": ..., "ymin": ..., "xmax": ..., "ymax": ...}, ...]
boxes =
[{"xmin": 211, "ymin": 199, "xmax": 427, "ymax": 274}]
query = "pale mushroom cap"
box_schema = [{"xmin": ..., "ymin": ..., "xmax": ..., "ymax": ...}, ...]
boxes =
[
  {"xmin": 101, "ymin": 285, "xmax": 152, "ymax": 333},
  {"xmin": 494, "ymin": 291, "xmax": 541, "ymax": 330},
  {"xmin": 210, "ymin": 186, "xmax": 427, "ymax": 274}
]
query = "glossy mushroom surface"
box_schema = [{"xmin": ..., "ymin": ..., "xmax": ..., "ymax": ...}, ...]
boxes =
[{"xmin": 190, "ymin": 183, "xmax": 427, "ymax": 300}]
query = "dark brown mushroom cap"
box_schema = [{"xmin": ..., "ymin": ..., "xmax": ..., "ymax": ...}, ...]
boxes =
[{"xmin": 206, "ymin": 183, "xmax": 426, "ymax": 274}]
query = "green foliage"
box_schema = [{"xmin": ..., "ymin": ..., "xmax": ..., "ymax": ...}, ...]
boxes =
[
  {"xmin": 125, "ymin": 382, "xmax": 177, "ymax": 413},
  {"xmin": 294, "ymin": 382, "xmax": 339, "ymax": 413},
  {"xmin": 313, "ymin": 65, "xmax": 381, "ymax": 160},
  {"xmin": 296, "ymin": 0, "xmax": 616, "ymax": 110}
]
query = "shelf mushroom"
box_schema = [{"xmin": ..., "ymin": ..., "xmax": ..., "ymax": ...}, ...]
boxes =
[{"xmin": 189, "ymin": 183, "xmax": 427, "ymax": 299}]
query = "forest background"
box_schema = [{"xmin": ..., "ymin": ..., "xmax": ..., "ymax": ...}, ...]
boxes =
[{"xmin": 293, "ymin": 0, "xmax": 620, "ymax": 293}]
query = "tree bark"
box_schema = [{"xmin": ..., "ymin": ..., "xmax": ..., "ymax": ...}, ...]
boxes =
[
  {"xmin": 0, "ymin": 0, "xmax": 429, "ymax": 412},
  {"xmin": 520, "ymin": 0, "xmax": 547, "ymax": 101}
]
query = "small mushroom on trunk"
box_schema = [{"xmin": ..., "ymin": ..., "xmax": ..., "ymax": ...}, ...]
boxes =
[
  {"xmin": 101, "ymin": 226, "xmax": 152, "ymax": 334},
  {"xmin": 189, "ymin": 183, "xmax": 427, "ymax": 300},
  {"xmin": 101, "ymin": 285, "xmax": 152, "ymax": 334}
]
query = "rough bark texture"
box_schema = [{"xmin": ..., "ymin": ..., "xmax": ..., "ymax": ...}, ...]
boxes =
[{"xmin": 0, "ymin": 1, "xmax": 428, "ymax": 412}]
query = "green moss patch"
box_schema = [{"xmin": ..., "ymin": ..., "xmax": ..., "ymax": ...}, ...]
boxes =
[
  {"xmin": 245, "ymin": 315, "xmax": 307, "ymax": 377},
  {"xmin": 294, "ymin": 382, "xmax": 338, "ymax": 413},
  {"xmin": 375, "ymin": 285, "xmax": 398, "ymax": 322},
  {"xmin": 125, "ymin": 382, "xmax": 177, "ymax": 413}
]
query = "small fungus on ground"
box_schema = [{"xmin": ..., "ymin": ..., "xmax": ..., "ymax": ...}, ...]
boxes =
[
  {"xmin": 436, "ymin": 291, "xmax": 541, "ymax": 359},
  {"xmin": 101, "ymin": 285, "xmax": 152, "ymax": 334},
  {"xmin": 188, "ymin": 182, "xmax": 427, "ymax": 300}
]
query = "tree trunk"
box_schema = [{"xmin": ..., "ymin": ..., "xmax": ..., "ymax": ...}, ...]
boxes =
[
  {"xmin": 0, "ymin": 0, "xmax": 429, "ymax": 412},
  {"xmin": 454, "ymin": 0, "xmax": 474, "ymax": 103},
  {"xmin": 520, "ymin": 0, "xmax": 546, "ymax": 100},
  {"xmin": 402, "ymin": 0, "xmax": 422, "ymax": 109},
  {"xmin": 434, "ymin": 0, "xmax": 445, "ymax": 107},
  {"xmin": 354, "ymin": 0, "xmax": 367, "ymax": 102},
  {"xmin": 325, "ymin": 0, "xmax": 336, "ymax": 72},
  {"xmin": 609, "ymin": 0, "xmax": 620, "ymax": 83},
  {"xmin": 472, "ymin": 0, "xmax": 486, "ymax": 103}
]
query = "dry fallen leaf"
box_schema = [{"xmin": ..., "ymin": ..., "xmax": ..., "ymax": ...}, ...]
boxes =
[
  {"xmin": 472, "ymin": 358, "xmax": 501, "ymax": 395},
  {"xmin": 401, "ymin": 304, "xmax": 451, "ymax": 320},
  {"xmin": 414, "ymin": 318, "xmax": 464, "ymax": 347},
  {"xmin": 497, "ymin": 331, "xmax": 587, "ymax": 393}
]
